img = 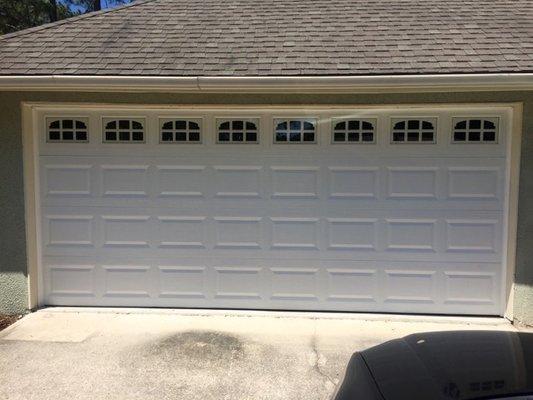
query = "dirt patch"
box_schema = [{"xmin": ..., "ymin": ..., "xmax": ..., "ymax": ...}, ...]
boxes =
[
  {"xmin": 146, "ymin": 330, "xmax": 245, "ymax": 364},
  {"xmin": 128, "ymin": 330, "xmax": 322, "ymax": 399},
  {"xmin": 0, "ymin": 314, "xmax": 21, "ymax": 331}
]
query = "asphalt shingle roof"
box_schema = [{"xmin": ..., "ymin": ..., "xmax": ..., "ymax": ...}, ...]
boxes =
[{"xmin": 0, "ymin": 0, "xmax": 532, "ymax": 77}]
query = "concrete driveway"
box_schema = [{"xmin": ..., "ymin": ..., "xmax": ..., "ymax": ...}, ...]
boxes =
[{"xmin": 0, "ymin": 308, "xmax": 519, "ymax": 400}]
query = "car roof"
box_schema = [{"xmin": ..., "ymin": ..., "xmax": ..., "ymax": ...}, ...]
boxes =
[{"xmin": 361, "ymin": 330, "xmax": 533, "ymax": 400}]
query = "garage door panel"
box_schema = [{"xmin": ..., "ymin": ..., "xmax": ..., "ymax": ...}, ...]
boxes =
[
  {"xmin": 37, "ymin": 107, "xmax": 511, "ymax": 315},
  {"xmin": 40, "ymin": 157, "xmax": 505, "ymax": 211},
  {"xmin": 157, "ymin": 216, "xmax": 207, "ymax": 249},
  {"xmin": 214, "ymin": 217, "xmax": 263, "ymax": 249},
  {"xmin": 44, "ymin": 214, "xmax": 95, "ymax": 248},
  {"xmin": 102, "ymin": 265, "xmax": 153, "ymax": 298},
  {"xmin": 447, "ymin": 167, "xmax": 502, "ymax": 201},
  {"xmin": 328, "ymin": 167, "xmax": 380, "ymax": 199},
  {"xmin": 156, "ymin": 165, "xmax": 207, "ymax": 198},
  {"xmin": 211, "ymin": 165, "xmax": 264, "ymax": 198},
  {"xmin": 158, "ymin": 265, "xmax": 207, "ymax": 299},
  {"xmin": 41, "ymin": 207, "xmax": 503, "ymax": 263},
  {"xmin": 45, "ymin": 264, "xmax": 96, "ymax": 299},
  {"xmin": 42, "ymin": 256, "xmax": 501, "ymax": 314},
  {"xmin": 326, "ymin": 218, "xmax": 378, "ymax": 250},
  {"xmin": 326, "ymin": 268, "xmax": 378, "ymax": 302},
  {"xmin": 42, "ymin": 163, "xmax": 93, "ymax": 197}
]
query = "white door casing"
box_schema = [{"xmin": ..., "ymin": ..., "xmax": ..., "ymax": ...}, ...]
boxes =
[{"xmin": 25, "ymin": 104, "xmax": 520, "ymax": 315}]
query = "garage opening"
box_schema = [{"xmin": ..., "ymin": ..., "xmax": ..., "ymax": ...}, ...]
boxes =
[{"xmin": 31, "ymin": 104, "xmax": 517, "ymax": 315}]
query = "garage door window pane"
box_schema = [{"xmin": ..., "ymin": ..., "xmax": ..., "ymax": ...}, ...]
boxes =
[
  {"xmin": 132, "ymin": 131, "xmax": 144, "ymax": 141},
  {"xmin": 159, "ymin": 119, "xmax": 202, "ymax": 143},
  {"xmin": 63, "ymin": 131, "xmax": 74, "ymax": 140},
  {"xmin": 246, "ymin": 131, "xmax": 257, "ymax": 142},
  {"xmin": 454, "ymin": 131, "xmax": 467, "ymax": 142},
  {"xmin": 189, "ymin": 131, "xmax": 201, "ymax": 141},
  {"xmin": 452, "ymin": 118, "xmax": 499, "ymax": 143},
  {"xmin": 391, "ymin": 118, "xmax": 436, "ymax": 143},
  {"xmin": 233, "ymin": 131, "xmax": 244, "ymax": 142},
  {"xmin": 103, "ymin": 119, "xmax": 145, "ymax": 143},
  {"xmin": 333, "ymin": 119, "xmax": 376, "ymax": 143},
  {"xmin": 290, "ymin": 131, "xmax": 301, "ymax": 142},
  {"xmin": 335, "ymin": 131, "xmax": 346, "ymax": 142},
  {"xmin": 162, "ymin": 131, "xmax": 173, "ymax": 142},
  {"xmin": 216, "ymin": 119, "xmax": 259, "ymax": 143},
  {"xmin": 275, "ymin": 119, "xmax": 316, "ymax": 143},
  {"xmin": 276, "ymin": 131, "xmax": 287, "ymax": 142},
  {"xmin": 46, "ymin": 118, "xmax": 89, "ymax": 143}
]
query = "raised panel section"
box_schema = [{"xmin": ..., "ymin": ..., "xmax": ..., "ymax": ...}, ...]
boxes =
[
  {"xmin": 214, "ymin": 217, "xmax": 262, "ymax": 249},
  {"xmin": 102, "ymin": 215, "xmax": 150, "ymax": 247},
  {"xmin": 326, "ymin": 269, "xmax": 377, "ymax": 301},
  {"xmin": 271, "ymin": 218, "xmax": 319, "ymax": 249},
  {"xmin": 213, "ymin": 166, "xmax": 261, "ymax": 198},
  {"xmin": 49, "ymin": 265, "xmax": 95, "ymax": 296},
  {"xmin": 446, "ymin": 219, "xmax": 498, "ymax": 252},
  {"xmin": 45, "ymin": 164, "xmax": 92, "ymax": 196},
  {"xmin": 387, "ymin": 167, "xmax": 438, "ymax": 199},
  {"xmin": 448, "ymin": 167, "xmax": 499, "ymax": 199},
  {"xmin": 444, "ymin": 272, "xmax": 495, "ymax": 304},
  {"xmin": 385, "ymin": 270, "xmax": 435, "ymax": 303},
  {"xmin": 101, "ymin": 165, "xmax": 149, "ymax": 197},
  {"xmin": 215, "ymin": 267, "xmax": 262, "ymax": 299},
  {"xmin": 158, "ymin": 266, "xmax": 206, "ymax": 298},
  {"xmin": 386, "ymin": 219, "xmax": 437, "ymax": 251},
  {"xmin": 46, "ymin": 215, "xmax": 93, "ymax": 246},
  {"xmin": 157, "ymin": 216, "xmax": 206, "ymax": 248},
  {"xmin": 328, "ymin": 167, "xmax": 378, "ymax": 199},
  {"xmin": 103, "ymin": 265, "xmax": 151, "ymax": 297},
  {"xmin": 270, "ymin": 268, "xmax": 319, "ymax": 300},
  {"xmin": 327, "ymin": 218, "xmax": 377, "ymax": 250},
  {"xmin": 271, "ymin": 167, "xmax": 319, "ymax": 198},
  {"xmin": 156, "ymin": 165, "xmax": 205, "ymax": 197}
]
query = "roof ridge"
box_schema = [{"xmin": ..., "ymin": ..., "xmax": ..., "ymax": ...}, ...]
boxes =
[{"xmin": 0, "ymin": 0, "xmax": 159, "ymax": 41}]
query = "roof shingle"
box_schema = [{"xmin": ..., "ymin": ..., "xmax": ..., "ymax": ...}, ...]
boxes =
[{"xmin": 0, "ymin": 0, "xmax": 532, "ymax": 77}]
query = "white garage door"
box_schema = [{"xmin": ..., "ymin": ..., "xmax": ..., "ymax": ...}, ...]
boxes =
[{"xmin": 35, "ymin": 105, "xmax": 513, "ymax": 315}]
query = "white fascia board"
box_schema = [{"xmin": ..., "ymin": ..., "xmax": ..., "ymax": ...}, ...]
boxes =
[{"xmin": 0, "ymin": 74, "xmax": 533, "ymax": 93}]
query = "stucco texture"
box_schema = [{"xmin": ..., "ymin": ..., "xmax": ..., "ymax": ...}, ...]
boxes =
[{"xmin": 0, "ymin": 90, "xmax": 531, "ymax": 324}]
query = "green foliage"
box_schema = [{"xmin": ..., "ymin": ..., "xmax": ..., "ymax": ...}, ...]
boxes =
[
  {"xmin": 0, "ymin": 0, "xmax": 75, "ymax": 34},
  {"xmin": 0, "ymin": 0, "xmax": 133, "ymax": 35}
]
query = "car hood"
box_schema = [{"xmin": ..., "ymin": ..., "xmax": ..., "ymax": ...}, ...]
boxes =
[{"xmin": 361, "ymin": 330, "xmax": 533, "ymax": 400}]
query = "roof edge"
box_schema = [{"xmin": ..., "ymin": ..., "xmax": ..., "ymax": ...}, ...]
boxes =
[{"xmin": 1, "ymin": 73, "xmax": 532, "ymax": 93}]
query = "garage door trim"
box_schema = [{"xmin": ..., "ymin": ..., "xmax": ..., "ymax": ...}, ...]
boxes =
[{"xmin": 21, "ymin": 102, "xmax": 523, "ymax": 317}]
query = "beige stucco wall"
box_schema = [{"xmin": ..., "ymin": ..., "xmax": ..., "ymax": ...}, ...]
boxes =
[{"xmin": 1, "ymin": 90, "xmax": 531, "ymax": 325}]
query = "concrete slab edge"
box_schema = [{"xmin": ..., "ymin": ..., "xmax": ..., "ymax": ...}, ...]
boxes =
[{"xmin": 37, "ymin": 306, "xmax": 512, "ymax": 326}]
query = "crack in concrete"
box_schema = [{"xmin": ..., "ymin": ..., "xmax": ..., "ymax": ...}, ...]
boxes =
[{"xmin": 309, "ymin": 334, "xmax": 337, "ymax": 388}]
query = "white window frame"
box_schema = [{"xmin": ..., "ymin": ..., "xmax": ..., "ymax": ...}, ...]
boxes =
[
  {"xmin": 273, "ymin": 118, "xmax": 317, "ymax": 144},
  {"xmin": 451, "ymin": 117, "xmax": 500, "ymax": 144},
  {"xmin": 215, "ymin": 118, "xmax": 260, "ymax": 144},
  {"xmin": 390, "ymin": 117, "xmax": 437, "ymax": 144},
  {"xmin": 331, "ymin": 118, "xmax": 377, "ymax": 144},
  {"xmin": 159, "ymin": 117, "xmax": 203, "ymax": 144},
  {"xmin": 102, "ymin": 117, "xmax": 146, "ymax": 143},
  {"xmin": 45, "ymin": 117, "xmax": 89, "ymax": 143}
]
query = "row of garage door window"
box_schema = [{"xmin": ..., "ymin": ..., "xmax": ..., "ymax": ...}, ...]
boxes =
[{"xmin": 46, "ymin": 117, "xmax": 499, "ymax": 145}]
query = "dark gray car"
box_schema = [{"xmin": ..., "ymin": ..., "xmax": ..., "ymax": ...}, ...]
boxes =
[{"xmin": 333, "ymin": 330, "xmax": 533, "ymax": 400}]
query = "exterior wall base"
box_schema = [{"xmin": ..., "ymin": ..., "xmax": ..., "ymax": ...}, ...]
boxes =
[
  {"xmin": 514, "ymin": 284, "xmax": 533, "ymax": 327},
  {"xmin": 0, "ymin": 272, "xmax": 27, "ymax": 314}
]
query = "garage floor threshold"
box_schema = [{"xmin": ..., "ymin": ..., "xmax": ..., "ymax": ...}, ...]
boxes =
[{"xmin": 39, "ymin": 306, "xmax": 511, "ymax": 325}]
